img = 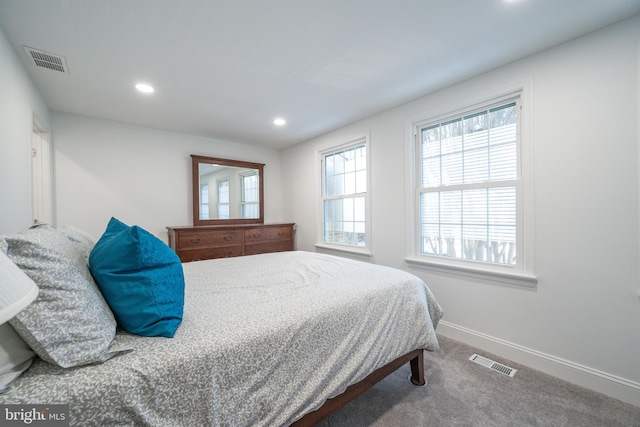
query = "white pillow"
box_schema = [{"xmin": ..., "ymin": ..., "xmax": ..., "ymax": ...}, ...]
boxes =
[{"xmin": 0, "ymin": 323, "xmax": 36, "ymax": 393}]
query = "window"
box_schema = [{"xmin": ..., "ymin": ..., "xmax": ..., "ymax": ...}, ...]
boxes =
[
  {"xmin": 217, "ymin": 179, "xmax": 229, "ymax": 219},
  {"xmin": 200, "ymin": 184, "xmax": 209, "ymax": 219},
  {"xmin": 319, "ymin": 136, "xmax": 370, "ymax": 252},
  {"xmin": 240, "ymin": 171, "xmax": 259, "ymax": 218},
  {"xmin": 408, "ymin": 89, "xmax": 536, "ymax": 286}
]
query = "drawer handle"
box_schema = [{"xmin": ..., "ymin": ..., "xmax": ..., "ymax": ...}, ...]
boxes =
[
  {"xmin": 278, "ymin": 232, "xmax": 286, "ymax": 236},
  {"xmin": 190, "ymin": 238, "xmax": 201, "ymax": 244},
  {"xmin": 224, "ymin": 236, "xmax": 233, "ymax": 241},
  {"xmin": 252, "ymin": 233, "xmax": 261, "ymax": 238}
]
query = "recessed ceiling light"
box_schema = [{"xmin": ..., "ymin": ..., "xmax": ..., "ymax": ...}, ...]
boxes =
[
  {"xmin": 273, "ymin": 118, "xmax": 286, "ymax": 126},
  {"xmin": 135, "ymin": 83, "xmax": 154, "ymax": 94}
]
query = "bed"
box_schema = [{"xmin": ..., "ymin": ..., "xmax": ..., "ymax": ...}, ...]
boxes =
[{"xmin": 0, "ymin": 224, "xmax": 442, "ymax": 426}]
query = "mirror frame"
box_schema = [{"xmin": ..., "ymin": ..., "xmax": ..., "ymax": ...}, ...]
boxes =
[{"xmin": 191, "ymin": 154, "xmax": 265, "ymax": 226}]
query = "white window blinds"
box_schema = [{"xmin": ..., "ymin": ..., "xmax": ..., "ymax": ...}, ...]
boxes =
[{"xmin": 418, "ymin": 101, "xmax": 519, "ymax": 265}]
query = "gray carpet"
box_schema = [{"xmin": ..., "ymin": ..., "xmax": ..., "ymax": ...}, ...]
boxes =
[{"xmin": 317, "ymin": 335, "xmax": 640, "ymax": 427}]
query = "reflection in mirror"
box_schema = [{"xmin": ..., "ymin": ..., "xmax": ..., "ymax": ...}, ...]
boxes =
[
  {"xmin": 191, "ymin": 155, "xmax": 264, "ymax": 226},
  {"xmin": 198, "ymin": 164, "xmax": 259, "ymax": 219}
]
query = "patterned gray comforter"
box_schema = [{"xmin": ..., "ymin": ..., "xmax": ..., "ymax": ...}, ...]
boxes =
[{"xmin": 0, "ymin": 251, "xmax": 443, "ymax": 426}]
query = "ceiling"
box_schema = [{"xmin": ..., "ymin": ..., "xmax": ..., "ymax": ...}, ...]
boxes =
[{"xmin": 1, "ymin": 1, "xmax": 639, "ymax": 150}]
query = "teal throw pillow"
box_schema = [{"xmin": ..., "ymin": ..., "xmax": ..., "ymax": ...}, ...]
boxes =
[{"xmin": 89, "ymin": 217, "xmax": 184, "ymax": 337}]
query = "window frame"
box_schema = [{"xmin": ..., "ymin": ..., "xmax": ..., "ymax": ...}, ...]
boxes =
[
  {"xmin": 240, "ymin": 170, "xmax": 259, "ymax": 219},
  {"xmin": 216, "ymin": 178, "xmax": 229, "ymax": 220},
  {"xmin": 316, "ymin": 134, "xmax": 372, "ymax": 257},
  {"xmin": 200, "ymin": 183, "xmax": 210, "ymax": 220},
  {"xmin": 405, "ymin": 86, "xmax": 536, "ymax": 287}
]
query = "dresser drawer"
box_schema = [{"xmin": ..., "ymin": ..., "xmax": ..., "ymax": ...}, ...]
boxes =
[
  {"xmin": 244, "ymin": 240, "xmax": 293, "ymax": 256},
  {"xmin": 244, "ymin": 226, "xmax": 292, "ymax": 244},
  {"xmin": 177, "ymin": 246, "xmax": 244, "ymax": 262},
  {"xmin": 177, "ymin": 230, "xmax": 243, "ymax": 249}
]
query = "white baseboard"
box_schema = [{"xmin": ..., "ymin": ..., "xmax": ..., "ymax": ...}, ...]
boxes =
[{"xmin": 437, "ymin": 321, "xmax": 640, "ymax": 407}]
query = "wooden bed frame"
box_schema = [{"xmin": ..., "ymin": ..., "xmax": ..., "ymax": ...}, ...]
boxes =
[{"xmin": 291, "ymin": 349, "xmax": 425, "ymax": 426}]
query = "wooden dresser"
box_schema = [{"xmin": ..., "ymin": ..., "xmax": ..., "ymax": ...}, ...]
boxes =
[{"xmin": 167, "ymin": 223, "xmax": 295, "ymax": 262}]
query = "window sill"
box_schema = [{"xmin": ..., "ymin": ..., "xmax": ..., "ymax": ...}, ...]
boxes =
[
  {"xmin": 314, "ymin": 243, "xmax": 373, "ymax": 261},
  {"xmin": 404, "ymin": 256, "xmax": 537, "ymax": 288}
]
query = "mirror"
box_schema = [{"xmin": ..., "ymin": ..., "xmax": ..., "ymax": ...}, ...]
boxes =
[{"xmin": 191, "ymin": 155, "xmax": 264, "ymax": 226}]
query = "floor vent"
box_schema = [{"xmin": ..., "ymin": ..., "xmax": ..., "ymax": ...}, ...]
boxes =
[
  {"xmin": 23, "ymin": 46, "xmax": 69, "ymax": 74},
  {"xmin": 469, "ymin": 354, "xmax": 517, "ymax": 377}
]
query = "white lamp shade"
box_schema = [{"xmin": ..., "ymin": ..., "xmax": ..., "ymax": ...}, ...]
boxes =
[{"xmin": 0, "ymin": 250, "xmax": 39, "ymax": 324}]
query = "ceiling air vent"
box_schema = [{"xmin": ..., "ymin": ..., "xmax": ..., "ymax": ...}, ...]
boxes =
[{"xmin": 23, "ymin": 46, "xmax": 69, "ymax": 74}]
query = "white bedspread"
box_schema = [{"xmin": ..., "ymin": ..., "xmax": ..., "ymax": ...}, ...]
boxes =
[{"xmin": 0, "ymin": 251, "xmax": 443, "ymax": 426}]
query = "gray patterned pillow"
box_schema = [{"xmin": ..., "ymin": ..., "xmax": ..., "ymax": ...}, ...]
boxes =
[
  {"xmin": 58, "ymin": 225, "xmax": 96, "ymax": 261},
  {"xmin": 5, "ymin": 225, "xmax": 129, "ymax": 368}
]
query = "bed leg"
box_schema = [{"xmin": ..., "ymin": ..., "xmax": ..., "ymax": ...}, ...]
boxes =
[{"xmin": 409, "ymin": 349, "xmax": 425, "ymax": 386}]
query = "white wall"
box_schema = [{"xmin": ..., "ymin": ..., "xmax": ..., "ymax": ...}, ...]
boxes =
[
  {"xmin": 0, "ymin": 27, "xmax": 50, "ymax": 234},
  {"xmin": 282, "ymin": 15, "xmax": 640, "ymax": 405},
  {"xmin": 52, "ymin": 112, "xmax": 285, "ymax": 242}
]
